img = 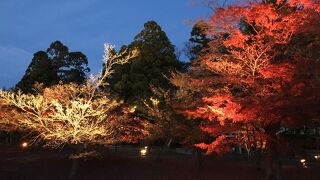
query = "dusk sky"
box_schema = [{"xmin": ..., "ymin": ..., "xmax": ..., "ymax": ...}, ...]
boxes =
[{"xmin": 0, "ymin": 0, "xmax": 211, "ymax": 88}]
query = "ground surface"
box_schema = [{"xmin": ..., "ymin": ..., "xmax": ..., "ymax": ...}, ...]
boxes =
[{"xmin": 0, "ymin": 145, "xmax": 319, "ymax": 180}]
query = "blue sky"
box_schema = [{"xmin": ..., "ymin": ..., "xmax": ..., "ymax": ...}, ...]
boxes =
[{"xmin": 0, "ymin": 0, "xmax": 211, "ymax": 88}]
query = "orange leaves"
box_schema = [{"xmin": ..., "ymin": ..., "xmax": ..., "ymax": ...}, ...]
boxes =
[
  {"xmin": 207, "ymin": 2, "xmax": 300, "ymax": 79},
  {"xmin": 258, "ymin": 63, "xmax": 295, "ymax": 82},
  {"xmin": 184, "ymin": 95, "xmax": 233, "ymax": 123},
  {"xmin": 185, "ymin": 94, "xmax": 259, "ymax": 126},
  {"xmin": 177, "ymin": 0, "xmax": 320, "ymax": 154},
  {"xmin": 289, "ymin": 0, "xmax": 320, "ymax": 12},
  {"xmin": 207, "ymin": 0, "xmax": 319, "ymax": 79},
  {"xmin": 204, "ymin": 58, "xmax": 243, "ymax": 76},
  {"xmin": 195, "ymin": 135, "xmax": 230, "ymax": 154},
  {"xmin": 203, "ymin": 95, "xmax": 240, "ymax": 124},
  {"xmin": 245, "ymin": 4, "xmax": 277, "ymax": 27},
  {"xmin": 223, "ymin": 29, "xmax": 249, "ymax": 47},
  {"xmin": 210, "ymin": 5, "xmax": 246, "ymax": 33}
]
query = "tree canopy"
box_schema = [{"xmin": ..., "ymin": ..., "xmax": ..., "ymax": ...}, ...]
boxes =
[
  {"xmin": 184, "ymin": 20, "xmax": 211, "ymax": 61},
  {"xmin": 16, "ymin": 41, "xmax": 90, "ymax": 93},
  {"xmin": 0, "ymin": 43, "xmax": 145, "ymax": 148},
  {"xmin": 108, "ymin": 21, "xmax": 182, "ymax": 108},
  {"xmin": 173, "ymin": 0, "xmax": 320, "ymax": 155}
]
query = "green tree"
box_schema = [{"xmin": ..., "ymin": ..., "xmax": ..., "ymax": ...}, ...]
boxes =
[
  {"xmin": 16, "ymin": 41, "xmax": 90, "ymax": 93},
  {"xmin": 16, "ymin": 51, "xmax": 57, "ymax": 93},
  {"xmin": 184, "ymin": 20, "xmax": 211, "ymax": 61},
  {"xmin": 109, "ymin": 21, "xmax": 181, "ymax": 108},
  {"xmin": 47, "ymin": 41, "xmax": 90, "ymax": 84}
]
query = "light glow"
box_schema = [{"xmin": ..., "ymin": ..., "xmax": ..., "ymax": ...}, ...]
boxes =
[
  {"xmin": 21, "ymin": 142, "xmax": 28, "ymax": 148},
  {"xmin": 140, "ymin": 146, "xmax": 148, "ymax": 156},
  {"xmin": 300, "ymin": 159, "xmax": 308, "ymax": 168}
]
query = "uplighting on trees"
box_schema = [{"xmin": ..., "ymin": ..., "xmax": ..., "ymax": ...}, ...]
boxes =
[
  {"xmin": 0, "ymin": 43, "xmax": 142, "ymax": 148},
  {"xmin": 174, "ymin": 0, "xmax": 320, "ymax": 179}
]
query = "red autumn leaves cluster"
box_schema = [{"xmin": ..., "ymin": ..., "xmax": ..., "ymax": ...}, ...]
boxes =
[{"xmin": 181, "ymin": 0, "xmax": 320, "ymax": 154}]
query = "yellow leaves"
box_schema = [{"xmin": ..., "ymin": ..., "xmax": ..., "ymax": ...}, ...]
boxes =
[
  {"xmin": 143, "ymin": 97, "xmax": 160, "ymax": 112},
  {"xmin": 99, "ymin": 43, "xmax": 139, "ymax": 87},
  {"xmin": 2, "ymin": 85, "xmax": 127, "ymax": 147},
  {"xmin": 204, "ymin": 58, "xmax": 243, "ymax": 76},
  {"xmin": 129, "ymin": 106, "xmax": 137, "ymax": 113},
  {"xmin": 207, "ymin": 106, "xmax": 224, "ymax": 116},
  {"xmin": 150, "ymin": 97, "xmax": 160, "ymax": 107},
  {"xmin": 0, "ymin": 43, "xmax": 147, "ymax": 148}
]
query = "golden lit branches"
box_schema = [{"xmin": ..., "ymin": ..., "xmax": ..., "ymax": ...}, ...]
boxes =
[
  {"xmin": 98, "ymin": 43, "xmax": 139, "ymax": 87},
  {"xmin": 0, "ymin": 43, "xmax": 143, "ymax": 148}
]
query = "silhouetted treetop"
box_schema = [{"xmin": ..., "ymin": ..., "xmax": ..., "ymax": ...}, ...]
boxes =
[{"xmin": 16, "ymin": 41, "xmax": 90, "ymax": 93}]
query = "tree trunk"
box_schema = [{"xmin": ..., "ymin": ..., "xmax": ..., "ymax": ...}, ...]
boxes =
[
  {"xmin": 264, "ymin": 123, "xmax": 282, "ymax": 180},
  {"xmin": 254, "ymin": 149, "xmax": 262, "ymax": 171},
  {"xmin": 194, "ymin": 148, "xmax": 203, "ymax": 169},
  {"xmin": 156, "ymin": 138, "xmax": 172, "ymax": 161},
  {"xmin": 238, "ymin": 145, "xmax": 243, "ymax": 155},
  {"xmin": 69, "ymin": 158, "xmax": 79, "ymax": 179},
  {"xmin": 68, "ymin": 144, "xmax": 87, "ymax": 179},
  {"xmin": 166, "ymin": 138, "xmax": 172, "ymax": 149},
  {"xmin": 266, "ymin": 148, "xmax": 281, "ymax": 180},
  {"xmin": 9, "ymin": 132, "xmax": 12, "ymax": 144},
  {"xmin": 4, "ymin": 132, "xmax": 13, "ymax": 144}
]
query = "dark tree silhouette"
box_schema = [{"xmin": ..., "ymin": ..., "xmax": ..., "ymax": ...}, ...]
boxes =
[
  {"xmin": 184, "ymin": 20, "xmax": 211, "ymax": 61},
  {"xmin": 16, "ymin": 41, "xmax": 90, "ymax": 93},
  {"xmin": 108, "ymin": 21, "xmax": 182, "ymax": 108}
]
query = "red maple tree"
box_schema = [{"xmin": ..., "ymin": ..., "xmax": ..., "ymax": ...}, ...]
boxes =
[{"xmin": 175, "ymin": 0, "xmax": 320, "ymax": 178}]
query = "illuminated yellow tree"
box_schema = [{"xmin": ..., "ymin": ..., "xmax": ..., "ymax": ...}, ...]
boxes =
[
  {"xmin": 0, "ymin": 101, "xmax": 22, "ymax": 144},
  {"xmin": 0, "ymin": 43, "xmax": 145, "ymax": 177},
  {"xmin": 0, "ymin": 44, "xmax": 144, "ymax": 147},
  {"xmin": 0, "ymin": 44, "xmax": 142, "ymax": 147}
]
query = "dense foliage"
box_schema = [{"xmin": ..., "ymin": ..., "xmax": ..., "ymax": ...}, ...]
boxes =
[
  {"xmin": 16, "ymin": 41, "xmax": 90, "ymax": 93},
  {"xmin": 0, "ymin": 44, "xmax": 146, "ymax": 148},
  {"xmin": 1, "ymin": 2, "xmax": 320, "ymax": 178},
  {"xmin": 108, "ymin": 21, "xmax": 182, "ymax": 108},
  {"xmin": 171, "ymin": 0, "xmax": 320, "ymax": 178}
]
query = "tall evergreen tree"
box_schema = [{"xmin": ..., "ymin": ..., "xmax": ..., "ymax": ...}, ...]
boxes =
[
  {"xmin": 184, "ymin": 20, "xmax": 211, "ymax": 61},
  {"xmin": 108, "ymin": 21, "xmax": 181, "ymax": 107},
  {"xmin": 16, "ymin": 41, "xmax": 90, "ymax": 93},
  {"xmin": 46, "ymin": 41, "xmax": 89, "ymax": 84},
  {"xmin": 16, "ymin": 51, "xmax": 57, "ymax": 93}
]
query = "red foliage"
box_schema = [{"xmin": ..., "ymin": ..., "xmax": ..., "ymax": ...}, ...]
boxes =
[
  {"xmin": 258, "ymin": 63, "xmax": 295, "ymax": 83},
  {"xmin": 195, "ymin": 135, "xmax": 231, "ymax": 154},
  {"xmin": 181, "ymin": 0, "xmax": 320, "ymax": 154}
]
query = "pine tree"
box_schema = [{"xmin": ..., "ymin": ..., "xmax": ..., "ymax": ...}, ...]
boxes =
[
  {"xmin": 108, "ymin": 21, "xmax": 182, "ymax": 108},
  {"xmin": 16, "ymin": 41, "xmax": 90, "ymax": 93},
  {"xmin": 16, "ymin": 51, "xmax": 57, "ymax": 93},
  {"xmin": 184, "ymin": 20, "xmax": 211, "ymax": 61}
]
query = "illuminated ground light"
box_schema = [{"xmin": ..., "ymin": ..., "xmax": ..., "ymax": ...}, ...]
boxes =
[
  {"xmin": 140, "ymin": 146, "xmax": 148, "ymax": 156},
  {"xmin": 314, "ymin": 155, "xmax": 319, "ymax": 160},
  {"xmin": 300, "ymin": 159, "xmax": 308, "ymax": 168},
  {"xmin": 21, "ymin": 142, "xmax": 28, "ymax": 148}
]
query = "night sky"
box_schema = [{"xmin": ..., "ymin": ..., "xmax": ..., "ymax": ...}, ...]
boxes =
[{"xmin": 0, "ymin": 0, "xmax": 211, "ymax": 88}]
